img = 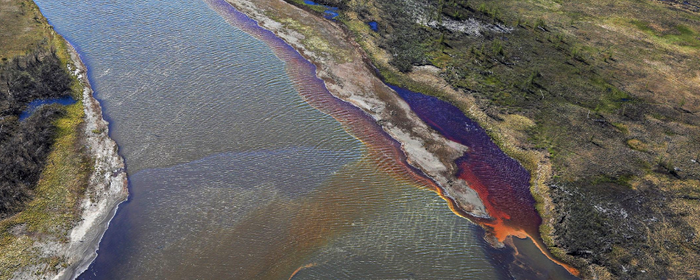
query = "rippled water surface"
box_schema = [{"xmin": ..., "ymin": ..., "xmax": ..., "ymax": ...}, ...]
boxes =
[{"xmin": 34, "ymin": 0, "xmax": 500, "ymax": 278}]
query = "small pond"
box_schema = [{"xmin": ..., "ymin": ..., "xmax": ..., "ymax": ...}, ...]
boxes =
[{"xmin": 19, "ymin": 95, "xmax": 76, "ymax": 121}]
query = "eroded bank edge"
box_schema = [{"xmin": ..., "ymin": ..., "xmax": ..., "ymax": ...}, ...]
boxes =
[{"xmin": 52, "ymin": 40, "xmax": 128, "ymax": 280}]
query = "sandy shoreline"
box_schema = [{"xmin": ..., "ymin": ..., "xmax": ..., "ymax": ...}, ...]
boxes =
[
  {"xmin": 222, "ymin": 0, "xmax": 490, "ymax": 219},
  {"xmin": 47, "ymin": 41, "xmax": 128, "ymax": 280}
]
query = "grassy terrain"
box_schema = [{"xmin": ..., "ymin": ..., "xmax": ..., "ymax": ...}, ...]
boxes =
[
  {"xmin": 0, "ymin": 102, "xmax": 90, "ymax": 278},
  {"xmin": 0, "ymin": 0, "xmax": 92, "ymax": 278},
  {"xmin": 0, "ymin": 0, "xmax": 52, "ymax": 60},
  {"xmin": 289, "ymin": 0, "xmax": 700, "ymax": 278}
]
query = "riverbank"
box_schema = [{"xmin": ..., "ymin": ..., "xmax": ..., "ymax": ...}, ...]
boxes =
[
  {"xmin": 224, "ymin": 0, "xmax": 491, "ymax": 220},
  {"xmin": 283, "ymin": 0, "xmax": 700, "ymax": 279},
  {"xmin": 51, "ymin": 41, "xmax": 128, "ymax": 280},
  {"xmin": 0, "ymin": 1, "xmax": 128, "ymax": 278}
]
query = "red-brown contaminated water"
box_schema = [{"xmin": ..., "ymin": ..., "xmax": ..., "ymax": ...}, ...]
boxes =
[
  {"xmin": 391, "ymin": 85, "xmax": 579, "ymax": 278},
  {"xmin": 34, "ymin": 0, "xmax": 578, "ymax": 277}
]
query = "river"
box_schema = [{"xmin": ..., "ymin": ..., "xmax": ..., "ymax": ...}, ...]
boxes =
[{"xmin": 33, "ymin": 0, "xmax": 505, "ymax": 278}]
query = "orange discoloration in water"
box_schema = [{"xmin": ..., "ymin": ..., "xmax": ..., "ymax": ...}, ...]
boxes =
[
  {"xmin": 215, "ymin": 1, "xmax": 579, "ymax": 277},
  {"xmin": 288, "ymin": 263, "xmax": 317, "ymax": 280},
  {"xmin": 455, "ymin": 160, "xmax": 581, "ymax": 277}
]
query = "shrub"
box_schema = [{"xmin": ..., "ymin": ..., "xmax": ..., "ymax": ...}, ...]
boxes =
[{"xmin": 0, "ymin": 50, "xmax": 73, "ymax": 218}]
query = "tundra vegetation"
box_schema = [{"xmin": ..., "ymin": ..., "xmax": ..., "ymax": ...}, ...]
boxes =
[
  {"xmin": 289, "ymin": 0, "xmax": 700, "ymax": 278},
  {"xmin": 0, "ymin": 0, "xmax": 92, "ymax": 277}
]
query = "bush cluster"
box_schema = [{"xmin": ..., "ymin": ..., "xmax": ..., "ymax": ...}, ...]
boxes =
[{"xmin": 0, "ymin": 50, "xmax": 72, "ymax": 218}]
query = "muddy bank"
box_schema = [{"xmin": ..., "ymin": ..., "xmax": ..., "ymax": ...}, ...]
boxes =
[{"xmin": 224, "ymin": 0, "xmax": 489, "ymax": 219}]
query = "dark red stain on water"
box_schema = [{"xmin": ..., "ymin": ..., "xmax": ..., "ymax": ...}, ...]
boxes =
[
  {"xmin": 389, "ymin": 85, "xmax": 579, "ymax": 277},
  {"xmin": 209, "ymin": 0, "xmax": 578, "ymax": 277}
]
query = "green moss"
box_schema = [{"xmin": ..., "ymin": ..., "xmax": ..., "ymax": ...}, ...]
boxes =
[
  {"xmin": 612, "ymin": 122, "xmax": 629, "ymax": 135},
  {"xmin": 589, "ymin": 77, "xmax": 633, "ymax": 113},
  {"xmin": 631, "ymin": 19, "xmax": 654, "ymax": 33},
  {"xmin": 630, "ymin": 20, "xmax": 700, "ymax": 50},
  {"xmin": 591, "ymin": 173, "xmax": 634, "ymax": 188}
]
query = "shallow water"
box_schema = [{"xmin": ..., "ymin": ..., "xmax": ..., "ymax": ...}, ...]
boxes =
[
  {"xmin": 368, "ymin": 21, "xmax": 379, "ymax": 32},
  {"xmin": 302, "ymin": 0, "xmax": 339, "ymax": 19},
  {"xmin": 18, "ymin": 95, "xmax": 75, "ymax": 120},
  {"xmin": 34, "ymin": 0, "xmax": 501, "ymax": 278}
]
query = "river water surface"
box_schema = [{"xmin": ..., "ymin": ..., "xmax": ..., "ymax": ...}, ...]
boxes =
[{"xmin": 34, "ymin": 0, "xmax": 504, "ymax": 278}]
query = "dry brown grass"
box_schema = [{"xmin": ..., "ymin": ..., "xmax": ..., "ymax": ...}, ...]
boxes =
[{"xmin": 0, "ymin": 0, "xmax": 55, "ymax": 59}]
